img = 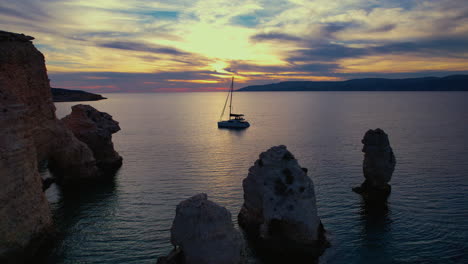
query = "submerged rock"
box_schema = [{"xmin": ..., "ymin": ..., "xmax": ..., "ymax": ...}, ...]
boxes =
[
  {"xmin": 353, "ymin": 128, "xmax": 396, "ymax": 197},
  {"xmin": 238, "ymin": 145, "xmax": 327, "ymax": 261},
  {"xmin": 158, "ymin": 193, "xmax": 244, "ymax": 264},
  {"xmin": 62, "ymin": 104, "xmax": 122, "ymax": 172}
]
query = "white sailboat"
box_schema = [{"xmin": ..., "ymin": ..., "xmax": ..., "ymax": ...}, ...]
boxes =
[{"xmin": 218, "ymin": 76, "xmax": 250, "ymax": 129}]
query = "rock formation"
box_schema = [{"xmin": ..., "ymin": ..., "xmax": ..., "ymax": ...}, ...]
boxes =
[
  {"xmin": 238, "ymin": 145, "xmax": 327, "ymax": 261},
  {"xmin": 62, "ymin": 104, "xmax": 122, "ymax": 172},
  {"xmin": 0, "ymin": 30, "xmax": 99, "ymax": 183},
  {"xmin": 51, "ymin": 88, "xmax": 106, "ymax": 102},
  {"xmin": 353, "ymin": 128, "xmax": 396, "ymax": 197},
  {"xmin": 0, "ymin": 89, "xmax": 54, "ymax": 263},
  {"xmin": 158, "ymin": 194, "xmax": 244, "ymax": 264},
  {"xmin": 0, "ymin": 30, "xmax": 121, "ymax": 261}
]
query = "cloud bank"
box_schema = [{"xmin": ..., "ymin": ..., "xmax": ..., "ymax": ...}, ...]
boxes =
[{"xmin": 0, "ymin": 0, "xmax": 467, "ymax": 92}]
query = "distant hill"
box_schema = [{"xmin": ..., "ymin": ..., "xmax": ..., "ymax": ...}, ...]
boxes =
[
  {"xmin": 51, "ymin": 88, "xmax": 106, "ymax": 102},
  {"xmin": 238, "ymin": 75, "xmax": 468, "ymax": 92}
]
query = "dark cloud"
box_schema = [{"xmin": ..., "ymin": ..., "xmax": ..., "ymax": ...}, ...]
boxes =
[
  {"xmin": 226, "ymin": 61, "xmax": 340, "ymax": 76},
  {"xmin": 0, "ymin": 4, "xmax": 51, "ymax": 23},
  {"xmin": 289, "ymin": 43, "xmax": 369, "ymax": 62},
  {"xmin": 368, "ymin": 24, "xmax": 397, "ymax": 33},
  {"xmin": 98, "ymin": 41, "xmax": 190, "ymax": 56},
  {"xmin": 286, "ymin": 35, "xmax": 468, "ymax": 64},
  {"xmin": 250, "ymin": 32, "xmax": 303, "ymax": 42},
  {"xmin": 49, "ymin": 70, "xmax": 229, "ymax": 92}
]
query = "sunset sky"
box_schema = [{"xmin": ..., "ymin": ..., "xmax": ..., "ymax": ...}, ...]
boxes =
[{"xmin": 1, "ymin": 0, "xmax": 467, "ymax": 92}]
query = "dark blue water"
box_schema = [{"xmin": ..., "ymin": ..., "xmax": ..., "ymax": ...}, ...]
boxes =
[{"xmin": 48, "ymin": 92, "xmax": 468, "ymax": 263}]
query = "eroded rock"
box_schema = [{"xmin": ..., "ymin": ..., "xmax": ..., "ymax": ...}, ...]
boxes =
[
  {"xmin": 0, "ymin": 30, "xmax": 118, "ymax": 261},
  {"xmin": 62, "ymin": 104, "xmax": 122, "ymax": 172},
  {"xmin": 353, "ymin": 128, "xmax": 396, "ymax": 197},
  {"xmin": 238, "ymin": 145, "xmax": 327, "ymax": 261},
  {"xmin": 158, "ymin": 193, "xmax": 244, "ymax": 264},
  {"xmin": 0, "ymin": 89, "xmax": 53, "ymax": 263}
]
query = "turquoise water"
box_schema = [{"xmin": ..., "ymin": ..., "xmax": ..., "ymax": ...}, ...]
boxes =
[{"xmin": 48, "ymin": 92, "xmax": 468, "ymax": 263}]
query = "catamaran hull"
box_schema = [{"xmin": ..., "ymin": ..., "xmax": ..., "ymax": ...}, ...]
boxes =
[{"xmin": 218, "ymin": 121, "xmax": 250, "ymax": 129}]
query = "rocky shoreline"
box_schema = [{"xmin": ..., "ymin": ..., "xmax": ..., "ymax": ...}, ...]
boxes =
[
  {"xmin": 51, "ymin": 88, "xmax": 106, "ymax": 102},
  {"xmin": 1, "ymin": 30, "xmax": 397, "ymax": 263},
  {"xmin": 0, "ymin": 30, "xmax": 122, "ymax": 263}
]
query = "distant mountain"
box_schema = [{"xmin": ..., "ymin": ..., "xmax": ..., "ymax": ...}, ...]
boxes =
[
  {"xmin": 238, "ymin": 75, "xmax": 468, "ymax": 92},
  {"xmin": 51, "ymin": 88, "xmax": 106, "ymax": 102}
]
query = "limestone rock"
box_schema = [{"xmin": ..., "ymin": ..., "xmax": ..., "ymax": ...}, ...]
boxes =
[
  {"xmin": 0, "ymin": 30, "xmax": 99, "ymax": 182},
  {"xmin": 62, "ymin": 104, "xmax": 122, "ymax": 172},
  {"xmin": 0, "ymin": 30, "xmax": 114, "ymax": 261},
  {"xmin": 0, "ymin": 91, "xmax": 53, "ymax": 263},
  {"xmin": 238, "ymin": 145, "xmax": 327, "ymax": 261},
  {"xmin": 353, "ymin": 128, "xmax": 396, "ymax": 196},
  {"xmin": 159, "ymin": 193, "xmax": 244, "ymax": 264}
]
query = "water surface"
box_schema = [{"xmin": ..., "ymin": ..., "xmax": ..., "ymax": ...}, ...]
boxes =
[{"xmin": 48, "ymin": 92, "xmax": 468, "ymax": 263}]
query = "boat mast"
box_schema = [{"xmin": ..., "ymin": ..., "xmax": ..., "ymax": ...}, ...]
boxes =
[{"xmin": 229, "ymin": 76, "xmax": 234, "ymax": 119}]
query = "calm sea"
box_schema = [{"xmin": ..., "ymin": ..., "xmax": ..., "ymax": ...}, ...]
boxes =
[{"xmin": 47, "ymin": 92, "xmax": 468, "ymax": 263}]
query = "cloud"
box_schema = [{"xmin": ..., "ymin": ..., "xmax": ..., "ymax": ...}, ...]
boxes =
[
  {"xmin": 99, "ymin": 41, "xmax": 190, "ymax": 56},
  {"xmin": 250, "ymin": 32, "xmax": 303, "ymax": 42},
  {"xmin": 1, "ymin": 0, "xmax": 467, "ymax": 91}
]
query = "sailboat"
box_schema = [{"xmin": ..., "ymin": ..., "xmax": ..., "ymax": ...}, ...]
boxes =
[{"xmin": 218, "ymin": 76, "xmax": 250, "ymax": 129}]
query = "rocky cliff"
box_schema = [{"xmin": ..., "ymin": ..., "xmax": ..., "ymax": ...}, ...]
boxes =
[
  {"xmin": 0, "ymin": 86, "xmax": 53, "ymax": 263},
  {"xmin": 0, "ymin": 30, "xmax": 120, "ymax": 261}
]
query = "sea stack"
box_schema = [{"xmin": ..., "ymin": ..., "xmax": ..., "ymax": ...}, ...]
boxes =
[
  {"xmin": 62, "ymin": 104, "xmax": 122, "ymax": 172},
  {"xmin": 158, "ymin": 194, "xmax": 244, "ymax": 264},
  {"xmin": 238, "ymin": 145, "xmax": 327, "ymax": 261},
  {"xmin": 353, "ymin": 128, "xmax": 396, "ymax": 197}
]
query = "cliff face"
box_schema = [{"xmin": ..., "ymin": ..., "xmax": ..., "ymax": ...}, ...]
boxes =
[
  {"xmin": 0, "ymin": 34, "xmax": 53, "ymax": 261},
  {"xmin": 0, "ymin": 31, "xmax": 99, "ymax": 182},
  {"xmin": 0, "ymin": 31, "xmax": 116, "ymax": 261}
]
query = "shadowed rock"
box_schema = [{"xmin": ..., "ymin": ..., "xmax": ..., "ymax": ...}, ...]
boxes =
[
  {"xmin": 0, "ymin": 81, "xmax": 53, "ymax": 263},
  {"xmin": 238, "ymin": 145, "xmax": 327, "ymax": 262},
  {"xmin": 158, "ymin": 194, "xmax": 245, "ymax": 264},
  {"xmin": 62, "ymin": 104, "xmax": 122, "ymax": 172},
  {"xmin": 0, "ymin": 30, "xmax": 119, "ymax": 261},
  {"xmin": 353, "ymin": 128, "xmax": 396, "ymax": 198}
]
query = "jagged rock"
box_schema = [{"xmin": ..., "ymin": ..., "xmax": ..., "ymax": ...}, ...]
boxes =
[
  {"xmin": 62, "ymin": 104, "xmax": 122, "ymax": 172},
  {"xmin": 238, "ymin": 145, "xmax": 327, "ymax": 261},
  {"xmin": 0, "ymin": 30, "xmax": 34, "ymax": 42},
  {"xmin": 0, "ymin": 30, "xmax": 99, "ymax": 183},
  {"xmin": 0, "ymin": 91, "xmax": 53, "ymax": 263},
  {"xmin": 0, "ymin": 31, "xmax": 118, "ymax": 261},
  {"xmin": 158, "ymin": 193, "xmax": 244, "ymax": 264},
  {"xmin": 353, "ymin": 128, "xmax": 396, "ymax": 197}
]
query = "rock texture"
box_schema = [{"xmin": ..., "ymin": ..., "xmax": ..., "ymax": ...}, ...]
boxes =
[
  {"xmin": 238, "ymin": 145, "xmax": 327, "ymax": 261},
  {"xmin": 353, "ymin": 128, "xmax": 396, "ymax": 197},
  {"xmin": 0, "ymin": 30, "xmax": 120, "ymax": 261},
  {"xmin": 0, "ymin": 30, "xmax": 99, "ymax": 183},
  {"xmin": 0, "ymin": 90, "xmax": 54, "ymax": 263},
  {"xmin": 158, "ymin": 194, "xmax": 244, "ymax": 264},
  {"xmin": 62, "ymin": 104, "xmax": 122, "ymax": 172}
]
